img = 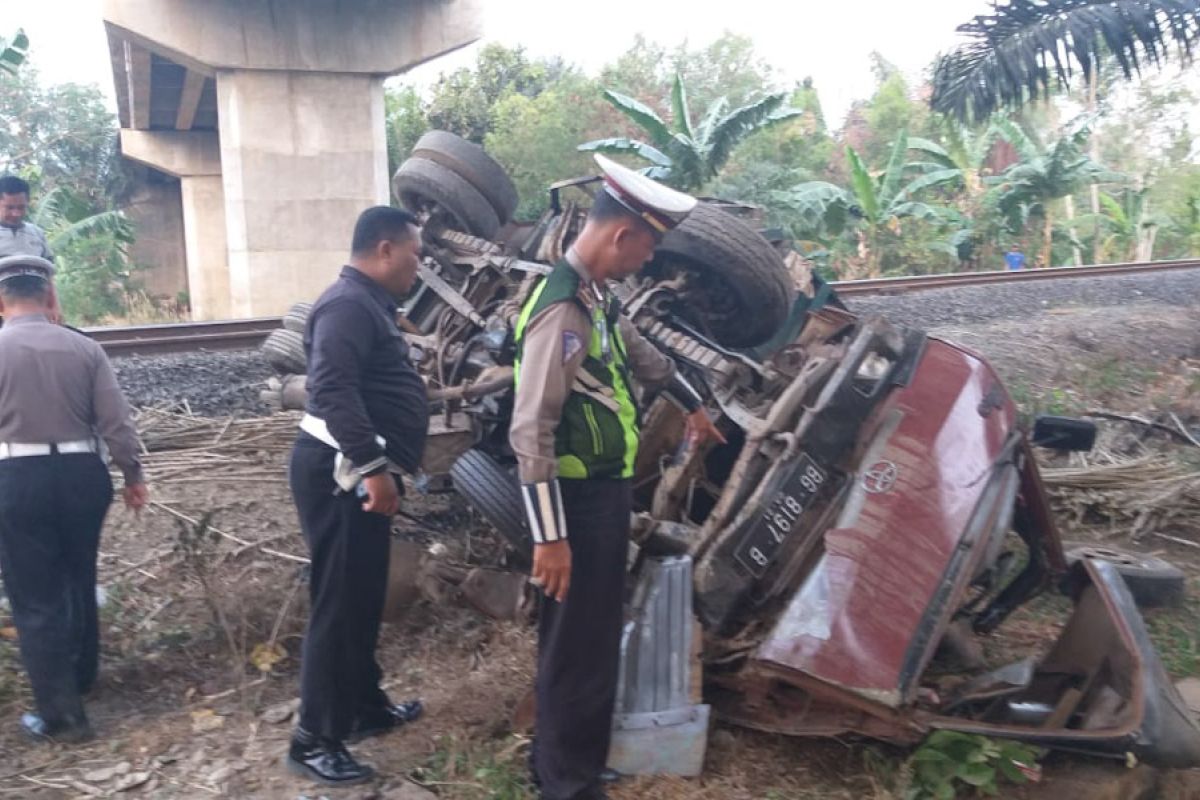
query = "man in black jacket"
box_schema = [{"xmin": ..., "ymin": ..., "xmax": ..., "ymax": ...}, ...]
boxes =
[{"xmin": 287, "ymin": 207, "xmax": 428, "ymax": 785}]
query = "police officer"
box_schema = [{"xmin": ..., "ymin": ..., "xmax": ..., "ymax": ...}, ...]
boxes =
[
  {"xmin": 0, "ymin": 254, "xmax": 147, "ymax": 742},
  {"xmin": 510, "ymin": 155, "xmax": 724, "ymax": 800},
  {"xmin": 287, "ymin": 207, "xmax": 428, "ymax": 785}
]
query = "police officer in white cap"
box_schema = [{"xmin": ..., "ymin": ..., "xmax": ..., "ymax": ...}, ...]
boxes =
[
  {"xmin": 509, "ymin": 155, "xmax": 724, "ymax": 799},
  {"xmin": 0, "ymin": 254, "xmax": 147, "ymax": 742}
]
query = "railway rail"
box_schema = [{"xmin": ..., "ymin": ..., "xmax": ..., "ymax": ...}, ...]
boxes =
[{"xmin": 88, "ymin": 258, "xmax": 1200, "ymax": 356}]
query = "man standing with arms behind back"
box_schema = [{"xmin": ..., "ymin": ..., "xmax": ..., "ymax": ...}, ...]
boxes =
[
  {"xmin": 0, "ymin": 254, "xmax": 147, "ymax": 743},
  {"xmin": 510, "ymin": 155, "xmax": 725, "ymax": 800},
  {"xmin": 287, "ymin": 207, "xmax": 428, "ymax": 786}
]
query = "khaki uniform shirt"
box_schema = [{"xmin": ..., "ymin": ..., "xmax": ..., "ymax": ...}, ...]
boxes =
[
  {"xmin": 0, "ymin": 313, "xmax": 142, "ymax": 484},
  {"xmin": 0, "ymin": 222, "xmax": 53, "ymax": 261},
  {"xmin": 510, "ymin": 250, "xmax": 675, "ymax": 484}
]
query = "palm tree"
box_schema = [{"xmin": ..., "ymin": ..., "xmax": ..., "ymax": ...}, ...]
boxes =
[
  {"xmin": 988, "ymin": 119, "xmax": 1121, "ymax": 266},
  {"xmin": 0, "ymin": 29, "xmax": 28, "ymax": 77},
  {"xmin": 578, "ymin": 73, "xmax": 802, "ymax": 192},
  {"xmin": 776, "ymin": 130, "xmax": 963, "ymax": 278},
  {"xmin": 931, "ymin": 0, "xmax": 1200, "ymax": 123}
]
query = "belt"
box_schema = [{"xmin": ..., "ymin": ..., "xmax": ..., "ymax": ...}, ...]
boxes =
[
  {"xmin": 299, "ymin": 413, "xmax": 340, "ymax": 450},
  {"xmin": 0, "ymin": 439, "xmax": 98, "ymax": 460}
]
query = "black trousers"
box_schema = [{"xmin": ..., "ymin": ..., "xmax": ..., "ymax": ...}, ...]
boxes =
[
  {"xmin": 535, "ymin": 478, "xmax": 631, "ymax": 800},
  {"xmin": 289, "ymin": 433, "xmax": 394, "ymax": 742},
  {"xmin": 0, "ymin": 453, "xmax": 112, "ymax": 726}
]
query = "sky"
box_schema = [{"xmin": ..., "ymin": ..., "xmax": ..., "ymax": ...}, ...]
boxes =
[{"xmin": 12, "ymin": 0, "xmax": 992, "ymax": 127}]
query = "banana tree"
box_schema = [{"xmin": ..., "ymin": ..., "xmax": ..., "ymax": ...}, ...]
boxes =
[
  {"xmin": 775, "ymin": 130, "xmax": 962, "ymax": 278},
  {"xmin": 931, "ymin": 0, "xmax": 1200, "ymax": 123},
  {"xmin": 988, "ymin": 119, "xmax": 1122, "ymax": 267},
  {"xmin": 28, "ymin": 187, "xmax": 136, "ymax": 322},
  {"xmin": 1, "ymin": 29, "xmax": 28, "ymax": 77},
  {"xmin": 1080, "ymin": 188, "xmax": 1166, "ymax": 262},
  {"xmin": 578, "ymin": 73, "xmax": 802, "ymax": 192}
]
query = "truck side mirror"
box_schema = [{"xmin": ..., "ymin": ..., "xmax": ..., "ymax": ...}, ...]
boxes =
[{"xmin": 1031, "ymin": 415, "xmax": 1096, "ymax": 452}]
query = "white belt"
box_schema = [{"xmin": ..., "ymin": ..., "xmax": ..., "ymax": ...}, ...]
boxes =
[
  {"xmin": 299, "ymin": 413, "xmax": 341, "ymax": 450},
  {"xmin": 0, "ymin": 439, "xmax": 97, "ymax": 460},
  {"xmin": 299, "ymin": 414, "xmax": 395, "ymax": 493}
]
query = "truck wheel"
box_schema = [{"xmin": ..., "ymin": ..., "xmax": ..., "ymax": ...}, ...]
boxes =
[
  {"xmin": 1063, "ymin": 542, "xmax": 1187, "ymax": 608},
  {"xmin": 650, "ymin": 202, "xmax": 795, "ymax": 348},
  {"xmin": 411, "ymin": 131, "xmax": 519, "ymax": 224},
  {"xmin": 394, "ymin": 157, "xmax": 501, "ymax": 239},
  {"xmin": 450, "ymin": 450, "xmax": 531, "ymax": 567},
  {"xmin": 282, "ymin": 302, "xmax": 311, "ymax": 334},
  {"xmin": 261, "ymin": 328, "xmax": 306, "ymax": 376}
]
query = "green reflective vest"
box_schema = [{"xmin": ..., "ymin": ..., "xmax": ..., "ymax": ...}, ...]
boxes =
[{"xmin": 513, "ymin": 260, "xmax": 640, "ymax": 479}]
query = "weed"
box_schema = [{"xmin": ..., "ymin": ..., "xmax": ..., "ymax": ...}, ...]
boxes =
[
  {"xmin": 414, "ymin": 734, "xmax": 534, "ymax": 800},
  {"xmin": 1144, "ymin": 579, "xmax": 1200, "ymax": 679},
  {"xmin": 901, "ymin": 731, "xmax": 1041, "ymax": 800}
]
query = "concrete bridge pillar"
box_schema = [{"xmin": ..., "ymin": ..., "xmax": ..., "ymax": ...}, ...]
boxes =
[{"xmin": 103, "ymin": 0, "xmax": 482, "ymax": 319}]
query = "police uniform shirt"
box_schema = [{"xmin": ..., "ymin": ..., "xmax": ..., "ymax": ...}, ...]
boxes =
[
  {"xmin": 0, "ymin": 222, "xmax": 53, "ymax": 261},
  {"xmin": 0, "ymin": 314, "xmax": 142, "ymax": 484},
  {"xmin": 304, "ymin": 266, "xmax": 429, "ymax": 473},
  {"xmin": 509, "ymin": 249, "xmax": 676, "ymax": 484}
]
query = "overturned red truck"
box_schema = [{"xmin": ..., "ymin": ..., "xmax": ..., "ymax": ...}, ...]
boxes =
[{"xmin": 262, "ymin": 131, "xmax": 1200, "ymax": 771}]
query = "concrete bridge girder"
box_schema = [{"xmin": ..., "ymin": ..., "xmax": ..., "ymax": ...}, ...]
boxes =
[{"xmin": 104, "ymin": 0, "xmax": 483, "ymax": 319}]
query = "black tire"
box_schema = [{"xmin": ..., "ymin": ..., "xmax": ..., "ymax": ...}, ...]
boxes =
[
  {"xmin": 282, "ymin": 302, "xmax": 311, "ymax": 334},
  {"xmin": 261, "ymin": 328, "xmax": 306, "ymax": 376},
  {"xmin": 450, "ymin": 450, "xmax": 531, "ymax": 564},
  {"xmin": 393, "ymin": 157, "xmax": 501, "ymax": 239},
  {"xmin": 411, "ymin": 131, "xmax": 519, "ymax": 224},
  {"xmin": 651, "ymin": 202, "xmax": 795, "ymax": 348},
  {"xmin": 1063, "ymin": 542, "xmax": 1187, "ymax": 608}
]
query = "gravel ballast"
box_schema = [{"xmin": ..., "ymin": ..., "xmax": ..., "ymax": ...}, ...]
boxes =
[
  {"xmin": 107, "ymin": 267, "xmax": 1200, "ymax": 417},
  {"xmin": 845, "ymin": 266, "xmax": 1200, "ymax": 330},
  {"xmin": 111, "ymin": 350, "xmax": 276, "ymax": 416}
]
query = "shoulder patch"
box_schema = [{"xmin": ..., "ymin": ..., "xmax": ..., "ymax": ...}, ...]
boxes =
[{"xmin": 561, "ymin": 330, "xmax": 585, "ymax": 363}]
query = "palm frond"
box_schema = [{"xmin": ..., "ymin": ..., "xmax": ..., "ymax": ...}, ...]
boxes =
[
  {"xmin": 48, "ymin": 210, "xmax": 134, "ymax": 252},
  {"xmin": 696, "ymin": 96, "xmax": 730, "ymax": 146},
  {"xmin": 931, "ymin": 0, "xmax": 1200, "ymax": 123},
  {"xmin": 899, "ymin": 168, "xmax": 966, "ymax": 198},
  {"xmin": 601, "ymin": 90, "xmax": 675, "ymax": 150},
  {"xmin": 670, "ymin": 73, "xmax": 695, "ymax": 141},
  {"xmin": 846, "ymin": 147, "xmax": 880, "ymax": 223},
  {"xmin": 906, "ymin": 137, "xmax": 959, "ymax": 169},
  {"xmin": 877, "ymin": 130, "xmax": 911, "ymax": 208},
  {"xmin": 992, "ymin": 117, "xmax": 1041, "ymax": 162},
  {"xmin": 577, "ymin": 137, "xmax": 674, "ymax": 167},
  {"xmin": 773, "ymin": 182, "xmax": 855, "ymax": 236},
  {"xmin": 707, "ymin": 93, "xmax": 798, "ymax": 175}
]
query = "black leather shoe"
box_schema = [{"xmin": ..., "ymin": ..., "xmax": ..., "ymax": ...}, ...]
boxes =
[
  {"xmin": 286, "ymin": 730, "xmax": 374, "ymax": 786},
  {"xmin": 347, "ymin": 698, "xmax": 423, "ymax": 742},
  {"xmin": 20, "ymin": 712, "xmax": 94, "ymax": 743}
]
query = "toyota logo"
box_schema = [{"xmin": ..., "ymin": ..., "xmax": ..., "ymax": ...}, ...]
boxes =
[{"xmin": 862, "ymin": 460, "xmax": 898, "ymax": 494}]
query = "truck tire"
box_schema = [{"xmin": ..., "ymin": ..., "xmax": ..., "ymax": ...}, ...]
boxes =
[
  {"xmin": 394, "ymin": 157, "xmax": 501, "ymax": 239},
  {"xmin": 651, "ymin": 202, "xmax": 795, "ymax": 348},
  {"xmin": 411, "ymin": 131, "xmax": 519, "ymax": 224},
  {"xmin": 450, "ymin": 449, "xmax": 531, "ymax": 565},
  {"xmin": 282, "ymin": 302, "xmax": 311, "ymax": 334},
  {"xmin": 261, "ymin": 328, "xmax": 306, "ymax": 376},
  {"xmin": 1063, "ymin": 542, "xmax": 1186, "ymax": 608}
]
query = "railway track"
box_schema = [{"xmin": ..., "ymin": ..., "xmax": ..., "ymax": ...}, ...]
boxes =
[{"xmin": 88, "ymin": 258, "xmax": 1200, "ymax": 356}]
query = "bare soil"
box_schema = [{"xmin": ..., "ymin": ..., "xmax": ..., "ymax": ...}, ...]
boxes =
[{"xmin": 0, "ymin": 302, "xmax": 1198, "ymax": 799}]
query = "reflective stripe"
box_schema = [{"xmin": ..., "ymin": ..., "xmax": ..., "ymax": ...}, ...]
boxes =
[{"xmin": 521, "ymin": 480, "xmax": 567, "ymax": 543}]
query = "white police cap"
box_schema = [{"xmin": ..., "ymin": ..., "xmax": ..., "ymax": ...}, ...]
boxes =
[
  {"xmin": 594, "ymin": 154, "xmax": 697, "ymax": 234},
  {"xmin": 0, "ymin": 254, "xmax": 55, "ymax": 284}
]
